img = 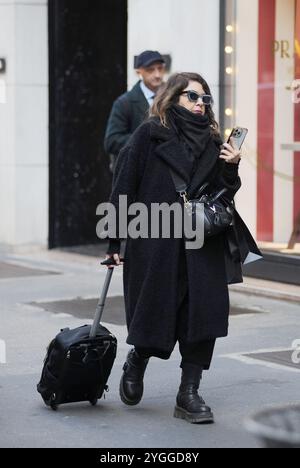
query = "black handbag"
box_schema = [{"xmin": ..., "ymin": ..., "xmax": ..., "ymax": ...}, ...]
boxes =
[
  {"xmin": 169, "ymin": 169, "xmax": 235, "ymax": 238},
  {"xmin": 169, "ymin": 169, "xmax": 263, "ymax": 284}
]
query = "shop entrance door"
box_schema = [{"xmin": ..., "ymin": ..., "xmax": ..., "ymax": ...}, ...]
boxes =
[{"xmin": 48, "ymin": 0, "xmax": 127, "ymax": 248}]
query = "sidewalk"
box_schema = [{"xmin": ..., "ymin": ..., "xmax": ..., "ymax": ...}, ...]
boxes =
[
  {"xmin": 51, "ymin": 243, "xmax": 300, "ymax": 304},
  {"xmin": 57, "ymin": 243, "xmax": 300, "ymax": 304},
  {"xmin": 0, "ymin": 249, "xmax": 299, "ymax": 448},
  {"xmin": 230, "ymin": 277, "xmax": 300, "ymax": 304}
]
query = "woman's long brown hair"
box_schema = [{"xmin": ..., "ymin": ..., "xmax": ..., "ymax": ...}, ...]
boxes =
[{"xmin": 150, "ymin": 72, "xmax": 220, "ymax": 135}]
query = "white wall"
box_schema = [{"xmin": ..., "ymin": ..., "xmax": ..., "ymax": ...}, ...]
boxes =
[
  {"xmin": 128, "ymin": 0, "xmax": 220, "ymax": 118},
  {"xmin": 0, "ymin": 0, "xmax": 48, "ymax": 249}
]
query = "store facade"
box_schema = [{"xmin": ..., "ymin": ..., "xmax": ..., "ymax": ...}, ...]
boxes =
[
  {"xmin": 0, "ymin": 0, "xmax": 221, "ymax": 251},
  {"xmin": 220, "ymin": 0, "xmax": 300, "ymax": 283},
  {"xmin": 0, "ymin": 0, "xmax": 299, "ymax": 284}
]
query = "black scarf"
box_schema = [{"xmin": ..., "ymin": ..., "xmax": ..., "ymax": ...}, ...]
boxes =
[{"xmin": 167, "ymin": 104, "xmax": 212, "ymax": 160}]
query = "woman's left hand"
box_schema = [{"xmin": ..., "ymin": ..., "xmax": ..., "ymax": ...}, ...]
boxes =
[{"xmin": 219, "ymin": 138, "xmax": 241, "ymax": 164}]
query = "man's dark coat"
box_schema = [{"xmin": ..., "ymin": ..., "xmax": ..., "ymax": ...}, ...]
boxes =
[{"xmin": 104, "ymin": 81, "xmax": 149, "ymax": 158}]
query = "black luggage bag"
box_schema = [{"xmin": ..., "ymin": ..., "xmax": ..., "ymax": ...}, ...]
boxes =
[{"xmin": 37, "ymin": 260, "xmax": 119, "ymax": 410}]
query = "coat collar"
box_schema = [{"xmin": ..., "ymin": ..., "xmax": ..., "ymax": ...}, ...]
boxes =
[
  {"xmin": 149, "ymin": 119, "xmax": 220, "ymax": 197},
  {"xmin": 128, "ymin": 81, "xmax": 146, "ymax": 102},
  {"xmin": 128, "ymin": 81, "xmax": 149, "ymax": 116}
]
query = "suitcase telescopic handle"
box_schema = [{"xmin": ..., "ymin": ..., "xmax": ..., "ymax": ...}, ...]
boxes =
[{"xmin": 89, "ymin": 257, "xmax": 124, "ymax": 338}]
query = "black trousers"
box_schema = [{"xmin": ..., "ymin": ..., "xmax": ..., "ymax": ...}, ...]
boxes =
[{"xmin": 136, "ymin": 246, "xmax": 216, "ymax": 370}]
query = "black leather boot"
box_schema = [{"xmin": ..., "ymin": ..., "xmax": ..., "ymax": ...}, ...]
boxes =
[
  {"xmin": 174, "ymin": 363, "xmax": 214, "ymax": 424},
  {"xmin": 119, "ymin": 349, "xmax": 149, "ymax": 406}
]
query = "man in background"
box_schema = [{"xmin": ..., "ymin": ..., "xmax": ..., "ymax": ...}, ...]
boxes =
[{"xmin": 104, "ymin": 50, "xmax": 166, "ymax": 173}]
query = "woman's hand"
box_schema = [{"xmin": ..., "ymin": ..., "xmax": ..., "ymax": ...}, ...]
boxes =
[
  {"xmin": 105, "ymin": 254, "xmax": 124, "ymax": 269},
  {"xmin": 219, "ymin": 138, "xmax": 241, "ymax": 164}
]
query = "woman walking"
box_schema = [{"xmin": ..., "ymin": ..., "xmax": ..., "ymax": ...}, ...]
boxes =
[{"xmin": 104, "ymin": 73, "xmax": 246, "ymax": 424}]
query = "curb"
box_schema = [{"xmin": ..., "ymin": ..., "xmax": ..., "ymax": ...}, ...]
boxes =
[{"xmin": 229, "ymin": 282, "xmax": 300, "ymax": 304}]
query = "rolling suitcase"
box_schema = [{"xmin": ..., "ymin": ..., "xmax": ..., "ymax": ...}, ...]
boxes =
[{"xmin": 37, "ymin": 258, "xmax": 120, "ymax": 410}]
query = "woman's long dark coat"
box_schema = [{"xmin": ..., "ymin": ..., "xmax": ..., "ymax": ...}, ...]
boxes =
[{"xmin": 107, "ymin": 119, "xmax": 244, "ymax": 358}]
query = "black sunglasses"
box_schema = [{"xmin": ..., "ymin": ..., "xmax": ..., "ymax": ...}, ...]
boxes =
[{"xmin": 181, "ymin": 90, "xmax": 212, "ymax": 105}]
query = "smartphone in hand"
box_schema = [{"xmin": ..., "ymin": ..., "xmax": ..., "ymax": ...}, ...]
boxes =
[{"xmin": 227, "ymin": 127, "xmax": 248, "ymax": 150}]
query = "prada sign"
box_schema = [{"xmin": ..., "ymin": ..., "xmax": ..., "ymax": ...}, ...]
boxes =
[{"xmin": 273, "ymin": 39, "xmax": 300, "ymax": 59}]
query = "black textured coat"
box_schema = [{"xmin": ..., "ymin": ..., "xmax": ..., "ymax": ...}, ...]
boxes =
[
  {"xmin": 106, "ymin": 119, "xmax": 243, "ymax": 357},
  {"xmin": 104, "ymin": 81, "xmax": 149, "ymax": 158}
]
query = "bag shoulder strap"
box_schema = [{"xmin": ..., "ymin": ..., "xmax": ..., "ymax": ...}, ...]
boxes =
[
  {"xmin": 168, "ymin": 168, "xmax": 188, "ymax": 194},
  {"xmin": 169, "ymin": 167, "xmax": 211, "ymax": 200}
]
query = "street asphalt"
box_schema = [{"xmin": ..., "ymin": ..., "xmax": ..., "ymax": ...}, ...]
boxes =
[{"xmin": 0, "ymin": 248, "xmax": 299, "ymax": 448}]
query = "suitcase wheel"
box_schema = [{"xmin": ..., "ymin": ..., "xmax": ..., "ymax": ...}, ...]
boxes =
[
  {"xmin": 89, "ymin": 398, "xmax": 98, "ymax": 407},
  {"xmin": 50, "ymin": 401, "xmax": 58, "ymax": 411},
  {"xmin": 46, "ymin": 394, "xmax": 58, "ymax": 411}
]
